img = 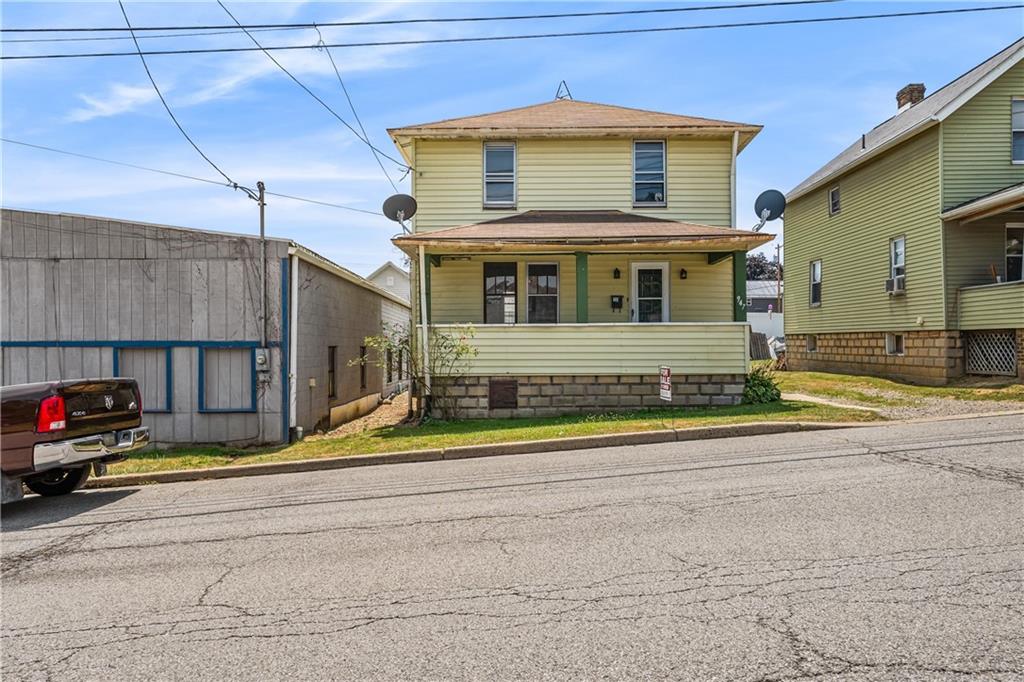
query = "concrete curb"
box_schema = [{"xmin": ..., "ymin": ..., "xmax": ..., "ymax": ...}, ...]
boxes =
[{"xmin": 85, "ymin": 420, "xmax": 865, "ymax": 489}]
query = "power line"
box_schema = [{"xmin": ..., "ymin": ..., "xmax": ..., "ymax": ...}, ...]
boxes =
[
  {"xmin": 0, "ymin": 1, "xmax": 841, "ymax": 33},
  {"xmin": 0, "ymin": 26, "xmax": 300, "ymax": 44},
  {"xmin": 118, "ymin": 0, "xmax": 237, "ymax": 188},
  {"xmin": 215, "ymin": 0, "xmax": 409, "ymax": 177},
  {"xmin": 5, "ymin": 5, "xmax": 1020, "ymax": 60},
  {"xmin": 1, "ymin": 138, "xmax": 381, "ymax": 216}
]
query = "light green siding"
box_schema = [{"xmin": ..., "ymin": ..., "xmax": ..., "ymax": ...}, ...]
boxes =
[
  {"xmin": 943, "ymin": 215, "xmax": 1015, "ymax": 325},
  {"xmin": 784, "ymin": 127, "xmax": 944, "ymax": 334},
  {"xmin": 958, "ymin": 281, "xmax": 1024, "ymax": 329},
  {"xmin": 435, "ymin": 323, "xmax": 749, "ymax": 375},
  {"xmin": 942, "ymin": 61, "xmax": 1024, "ymax": 210},
  {"xmin": 411, "ymin": 137, "xmax": 733, "ymax": 232},
  {"xmin": 427, "ymin": 253, "xmax": 734, "ymax": 324}
]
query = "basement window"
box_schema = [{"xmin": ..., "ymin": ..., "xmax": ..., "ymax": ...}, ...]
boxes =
[
  {"xmin": 885, "ymin": 333, "xmax": 905, "ymax": 356},
  {"xmin": 806, "ymin": 335, "xmax": 818, "ymax": 353}
]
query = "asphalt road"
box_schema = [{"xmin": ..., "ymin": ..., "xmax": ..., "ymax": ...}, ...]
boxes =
[{"xmin": 3, "ymin": 414, "xmax": 1023, "ymax": 681}]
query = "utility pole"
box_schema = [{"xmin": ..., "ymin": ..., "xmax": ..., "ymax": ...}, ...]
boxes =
[{"xmin": 258, "ymin": 180, "xmax": 267, "ymax": 349}]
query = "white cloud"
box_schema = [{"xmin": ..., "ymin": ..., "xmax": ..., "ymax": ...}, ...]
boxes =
[{"xmin": 66, "ymin": 82, "xmax": 160, "ymax": 122}]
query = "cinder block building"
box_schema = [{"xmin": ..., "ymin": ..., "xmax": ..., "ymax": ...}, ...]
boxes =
[{"xmin": 0, "ymin": 208, "xmax": 409, "ymax": 444}]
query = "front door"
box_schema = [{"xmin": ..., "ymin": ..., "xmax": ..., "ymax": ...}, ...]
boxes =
[{"xmin": 630, "ymin": 262, "xmax": 669, "ymax": 322}]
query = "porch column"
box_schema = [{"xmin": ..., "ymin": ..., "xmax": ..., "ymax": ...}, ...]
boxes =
[
  {"xmin": 418, "ymin": 245, "xmax": 431, "ymax": 394},
  {"xmin": 575, "ymin": 252, "xmax": 589, "ymax": 323},
  {"xmin": 732, "ymin": 251, "xmax": 747, "ymax": 322}
]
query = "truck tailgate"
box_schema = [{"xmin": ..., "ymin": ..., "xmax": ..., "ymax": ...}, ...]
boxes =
[{"xmin": 62, "ymin": 380, "xmax": 141, "ymax": 439}]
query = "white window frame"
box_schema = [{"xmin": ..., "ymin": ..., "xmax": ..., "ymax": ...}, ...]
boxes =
[
  {"xmin": 1007, "ymin": 223, "xmax": 1024, "ymax": 282},
  {"xmin": 526, "ymin": 262, "xmax": 559, "ymax": 324},
  {"xmin": 885, "ymin": 332, "xmax": 905, "ymax": 356},
  {"xmin": 630, "ymin": 261, "xmax": 670, "ymax": 322},
  {"xmin": 806, "ymin": 334, "xmax": 818, "ymax": 353},
  {"xmin": 890, "ymin": 235, "xmax": 906, "ymax": 291},
  {"xmin": 809, "ymin": 259, "xmax": 822, "ymax": 307},
  {"xmin": 633, "ymin": 140, "xmax": 667, "ymax": 207},
  {"xmin": 828, "ymin": 185, "xmax": 841, "ymax": 216},
  {"xmin": 1012, "ymin": 97, "xmax": 1024, "ymax": 164},
  {"xmin": 483, "ymin": 142, "xmax": 516, "ymax": 207}
]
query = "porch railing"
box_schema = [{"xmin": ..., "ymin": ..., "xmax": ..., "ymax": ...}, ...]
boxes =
[
  {"xmin": 958, "ymin": 281, "xmax": 1024, "ymax": 330},
  {"xmin": 428, "ymin": 322, "xmax": 750, "ymax": 376}
]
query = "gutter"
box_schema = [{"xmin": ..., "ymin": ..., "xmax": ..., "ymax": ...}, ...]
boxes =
[{"xmin": 940, "ymin": 184, "xmax": 1024, "ymax": 222}]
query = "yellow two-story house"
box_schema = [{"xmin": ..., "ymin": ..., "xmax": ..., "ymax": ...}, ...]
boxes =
[{"xmin": 388, "ymin": 98, "xmax": 773, "ymax": 417}]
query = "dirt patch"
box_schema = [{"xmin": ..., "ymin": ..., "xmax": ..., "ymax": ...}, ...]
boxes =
[
  {"xmin": 314, "ymin": 392, "xmax": 412, "ymax": 438},
  {"xmin": 880, "ymin": 397, "xmax": 1024, "ymax": 421}
]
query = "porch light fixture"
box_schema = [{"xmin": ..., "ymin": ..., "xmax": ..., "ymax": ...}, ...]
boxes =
[
  {"xmin": 679, "ymin": 268, "xmax": 688, "ymax": 280},
  {"xmin": 613, "ymin": 268, "xmax": 621, "ymax": 279}
]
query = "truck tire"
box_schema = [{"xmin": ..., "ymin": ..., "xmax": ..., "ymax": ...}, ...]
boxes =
[{"xmin": 25, "ymin": 466, "xmax": 91, "ymax": 497}]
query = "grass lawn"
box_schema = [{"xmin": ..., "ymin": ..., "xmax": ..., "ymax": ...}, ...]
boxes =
[
  {"xmin": 108, "ymin": 400, "xmax": 880, "ymax": 476},
  {"xmin": 777, "ymin": 370, "xmax": 1024, "ymax": 407}
]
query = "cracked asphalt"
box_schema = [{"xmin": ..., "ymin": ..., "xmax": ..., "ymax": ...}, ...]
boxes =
[{"xmin": 2, "ymin": 414, "xmax": 1022, "ymax": 681}]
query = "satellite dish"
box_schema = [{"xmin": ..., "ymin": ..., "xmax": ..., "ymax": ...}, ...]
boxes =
[
  {"xmin": 382, "ymin": 194, "xmax": 417, "ymax": 223},
  {"xmin": 755, "ymin": 189, "xmax": 786, "ymax": 222}
]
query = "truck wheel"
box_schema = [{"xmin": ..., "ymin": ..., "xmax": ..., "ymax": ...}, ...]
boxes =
[{"xmin": 25, "ymin": 466, "xmax": 91, "ymax": 497}]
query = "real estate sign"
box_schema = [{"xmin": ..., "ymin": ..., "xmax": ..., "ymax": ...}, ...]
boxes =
[{"xmin": 659, "ymin": 365, "xmax": 672, "ymax": 402}]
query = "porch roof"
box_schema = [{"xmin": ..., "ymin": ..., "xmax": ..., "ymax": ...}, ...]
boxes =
[
  {"xmin": 941, "ymin": 182, "xmax": 1024, "ymax": 223},
  {"xmin": 392, "ymin": 210, "xmax": 774, "ymax": 254}
]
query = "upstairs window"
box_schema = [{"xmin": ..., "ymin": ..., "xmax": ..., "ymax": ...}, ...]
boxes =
[
  {"xmin": 483, "ymin": 142, "xmax": 516, "ymax": 206},
  {"xmin": 828, "ymin": 186, "xmax": 841, "ymax": 215},
  {"xmin": 633, "ymin": 141, "xmax": 666, "ymax": 206},
  {"xmin": 484, "ymin": 262, "xmax": 517, "ymax": 324},
  {"xmin": 1013, "ymin": 98, "xmax": 1024, "ymax": 163},
  {"xmin": 809, "ymin": 260, "xmax": 822, "ymax": 306},
  {"xmin": 527, "ymin": 263, "xmax": 559, "ymax": 323},
  {"xmin": 1008, "ymin": 225, "xmax": 1023, "ymax": 282}
]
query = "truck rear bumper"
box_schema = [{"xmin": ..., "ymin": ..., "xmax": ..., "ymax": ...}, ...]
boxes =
[{"xmin": 33, "ymin": 427, "xmax": 150, "ymax": 472}]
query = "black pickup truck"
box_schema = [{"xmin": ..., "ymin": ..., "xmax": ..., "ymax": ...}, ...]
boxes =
[{"xmin": 1, "ymin": 379, "xmax": 149, "ymax": 503}]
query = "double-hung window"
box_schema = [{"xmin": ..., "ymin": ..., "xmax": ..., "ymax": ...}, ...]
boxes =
[
  {"xmin": 483, "ymin": 142, "xmax": 516, "ymax": 207},
  {"xmin": 1013, "ymin": 98, "xmax": 1024, "ymax": 164},
  {"xmin": 809, "ymin": 260, "xmax": 822, "ymax": 306},
  {"xmin": 527, "ymin": 263, "xmax": 558, "ymax": 323},
  {"xmin": 633, "ymin": 141, "xmax": 666, "ymax": 206},
  {"xmin": 890, "ymin": 236, "xmax": 906, "ymax": 291},
  {"xmin": 1007, "ymin": 225, "xmax": 1024, "ymax": 282},
  {"xmin": 484, "ymin": 262, "xmax": 517, "ymax": 324},
  {"xmin": 828, "ymin": 186, "xmax": 841, "ymax": 215}
]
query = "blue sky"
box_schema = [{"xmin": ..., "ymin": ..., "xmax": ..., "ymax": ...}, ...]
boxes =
[{"xmin": 2, "ymin": 1, "xmax": 1021, "ymax": 274}]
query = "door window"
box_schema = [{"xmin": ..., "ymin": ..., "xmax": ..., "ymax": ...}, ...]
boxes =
[{"xmin": 634, "ymin": 265, "xmax": 666, "ymax": 322}]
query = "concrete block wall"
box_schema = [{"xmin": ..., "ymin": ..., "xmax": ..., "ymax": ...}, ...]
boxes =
[
  {"xmin": 441, "ymin": 374, "xmax": 745, "ymax": 419},
  {"xmin": 786, "ymin": 330, "xmax": 965, "ymax": 384}
]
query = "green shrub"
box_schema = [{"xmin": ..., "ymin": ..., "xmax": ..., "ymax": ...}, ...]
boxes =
[{"xmin": 743, "ymin": 365, "xmax": 781, "ymax": 404}]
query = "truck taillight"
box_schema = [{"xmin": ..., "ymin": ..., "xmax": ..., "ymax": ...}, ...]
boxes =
[
  {"xmin": 36, "ymin": 395, "xmax": 66, "ymax": 433},
  {"xmin": 134, "ymin": 385, "xmax": 143, "ymax": 415}
]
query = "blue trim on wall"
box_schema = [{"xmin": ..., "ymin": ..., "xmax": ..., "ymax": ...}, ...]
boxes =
[
  {"xmin": 112, "ymin": 346, "xmax": 174, "ymax": 413},
  {"xmin": 1, "ymin": 340, "xmax": 279, "ymax": 349},
  {"xmin": 280, "ymin": 257, "xmax": 291, "ymax": 443},
  {"xmin": 196, "ymin": 346, "xmax": 258, "ymax": 413}
]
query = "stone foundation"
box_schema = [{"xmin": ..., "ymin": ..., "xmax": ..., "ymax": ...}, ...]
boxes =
[
  {"xmin": 786, "ymin": 330, "xmax": 966, "ymax": 385},
  {"xmin": 439, "ymin": 374, "xmax": 746, "ymax": 419}
]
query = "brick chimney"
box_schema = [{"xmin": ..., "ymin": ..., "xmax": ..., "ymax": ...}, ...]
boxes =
[{"xmin": 896, "ymin": 83, "xmax": 926, "ymax": 110}]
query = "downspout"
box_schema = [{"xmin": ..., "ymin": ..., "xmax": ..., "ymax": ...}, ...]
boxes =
[
  {"xmin": 289, "ymin": 252, "xmax": 299, "ymax": 433},
  {"xmin": 418, "ymin": 245, "xmax": 431, "ymax": 407},
  {"xmin": 730, "ymin": 130, "xmax": 739, "ymax": 227}
]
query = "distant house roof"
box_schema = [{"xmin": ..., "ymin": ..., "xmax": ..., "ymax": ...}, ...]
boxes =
[
  {"xmin": 393, "ymin": 210, "xmax": 773, "ymax": 253},
  {"xmin": 788, "ymin": 38, "xmax": 1024, "ymax": 202},
  {"xmin": 367, "ymin": 260, "xmax": 409, "ymax": 282},
  {"xmin": 389, "ymin": 99, "xmax": 762, "ymax": 161},
  {"xmin": 747, "ymin": 280, "xmax": 783, "ymax": 298}
]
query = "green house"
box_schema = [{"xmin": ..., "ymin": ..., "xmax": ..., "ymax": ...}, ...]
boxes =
[{"xmin": 784, "ymin": 38, "xmax": 1024, "ymax": 384}]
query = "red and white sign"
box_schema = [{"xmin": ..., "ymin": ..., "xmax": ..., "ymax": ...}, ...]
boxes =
[{"xmin": 659, "ymin": 365, "xmax": 672, "ymax": 401}]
